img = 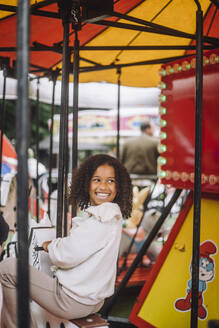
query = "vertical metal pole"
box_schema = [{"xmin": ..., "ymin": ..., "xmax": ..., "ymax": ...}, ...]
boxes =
[
  {"xmin": 48, "ymin": 72, "xmax": 57, "ymax": 220},
  {"xmin": 16, "ymin": 0, "xmax": 30, "ymax": 327},
  {"xmin": 116, "ymin": 68, "xmax": 121, "ymax": 159},
  {"xmin": 72, "ymin": 30, "xmax": 79, "ymax": 170},
  {"xmin": 63, "ymin": 76, "xmax": 69, "ymax": 237},
  {"xmin": 63, "ymin": 138, "xmax": 69, "ymax": 236},
  {"xmin": 56, "ymin": 20, "xmax": 70, "ymax": 238},
  {"xmin": 35, "ymin": 79, "xmax": 40, "ymax": 222},
  {"xmin": 71, "ymin": 30, "xmax": 79, "ymax": 218},
  {"xmin": 0, "ymin": 67, "xmax": 7, "ymax": 204},
  {"xmin": 191, "ymin": 2, "xmax": 203, "ymax": 328}
]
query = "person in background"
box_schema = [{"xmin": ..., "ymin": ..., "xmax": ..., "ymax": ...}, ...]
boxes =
[
  {"xmin": 0, "ymin": 154, "xmax": 132, "ymax": 327},
  {"xmin": 120, "ymin": 121, "xmax": 159, "ymax": 176}
]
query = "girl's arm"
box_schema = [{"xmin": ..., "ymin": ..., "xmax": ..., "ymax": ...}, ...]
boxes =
[{"xmin": 47, "ymin": 222, "xmax": 110, "ymax": 269}]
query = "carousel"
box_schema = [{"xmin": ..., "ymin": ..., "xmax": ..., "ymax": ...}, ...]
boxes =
[{"xmin": 0, "ymin": 1, "xmax": 219, "ymax": 327}]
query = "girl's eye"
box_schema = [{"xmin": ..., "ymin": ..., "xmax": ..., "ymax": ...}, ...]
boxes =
[
  {"xmin": 108, "ymin": 179, "xmax": 115, "ymax": 183},
  {"xmin": 92, "ymin": 178, "xmax": 100, "ymax": 182}
]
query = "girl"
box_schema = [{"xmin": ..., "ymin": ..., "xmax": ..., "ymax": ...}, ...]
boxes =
[{"xmin": 0, "ymin": 154, "xmax": 132, "ymax": 327}]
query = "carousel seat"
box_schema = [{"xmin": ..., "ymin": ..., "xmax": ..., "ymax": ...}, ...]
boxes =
[{"xmin": 70, "ymin": 313, "xmax": 109, "ymax": 328}]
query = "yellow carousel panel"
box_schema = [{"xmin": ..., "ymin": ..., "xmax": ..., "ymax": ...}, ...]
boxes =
[{"xmin": 130, "ymin": 193, "xmax": 219, "ymax": 327}]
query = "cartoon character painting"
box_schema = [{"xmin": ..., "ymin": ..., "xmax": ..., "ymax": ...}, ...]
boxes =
[{"xmin": 175, "ymin": 240, "xmax": 217, "ymax": 320}]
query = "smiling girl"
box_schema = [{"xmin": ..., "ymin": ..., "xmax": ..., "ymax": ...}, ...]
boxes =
[{"xmin": 0, "ymin": 154, "xmax": 132, "ymax": 327}]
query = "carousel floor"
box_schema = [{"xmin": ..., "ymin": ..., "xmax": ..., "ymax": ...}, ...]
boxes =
[{"xmin": 100, "ymin": 254, "xmax": 153, "ymax": 327}]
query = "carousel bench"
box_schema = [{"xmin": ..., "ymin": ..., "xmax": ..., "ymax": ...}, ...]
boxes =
[{"xmin": 69, "ymin": 313, "xmax": 109, "ymax": 328}]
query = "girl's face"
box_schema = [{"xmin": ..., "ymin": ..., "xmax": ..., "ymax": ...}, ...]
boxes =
[{"xmin": 89, "ymin": 164, "xmax": 117, "ymax": 206}]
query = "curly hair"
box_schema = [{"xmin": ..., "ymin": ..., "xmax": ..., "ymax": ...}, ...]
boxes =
[{"xmin": 68, "ymin": 154, "xmax": 133, "ymax": 219}]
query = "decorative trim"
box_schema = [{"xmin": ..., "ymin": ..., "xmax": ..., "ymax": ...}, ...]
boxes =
[
  {"xmin": 158, "ymin": 170, "xmax": 219, "ymax": 185},
  {"xmin": 158, "ymin": 53, "xmax": 219, "ymax": 77}
]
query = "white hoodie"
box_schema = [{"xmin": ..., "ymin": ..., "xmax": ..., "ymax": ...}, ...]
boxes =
[{"xmin": 48, "ymin": 202, "xmax": 123, "ymax": 305}]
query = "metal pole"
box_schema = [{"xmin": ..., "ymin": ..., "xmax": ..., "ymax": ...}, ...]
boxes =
[
  {"xmin": 0, "ymin": 66, "xmax": 7, "ymax": 204},
  {"xmin": 72, "ymin": 30, "xmax": 79, "ymax": 171},
  {"xmin": 63, "ymin": 75, "xmax": 70, "ymax": 237},
  {"xmin": 116, "ymin": 68, "xmax": 121, "ymax": 159},
  {"xmin": 63, "ymin": 140, "xmax": 69, "ymax": 236},
  {"xmin": 35, "ymin": 78, "xmax": 40, "ymax": 222},
  {"xmin": 16, "ymin": 0, "xmax": 30, "ymax": 327},
  {"xmin": 48, "ymin": 72, "xmax": 57, "ymax": 220},
  {"xmin": 71, "ymin": 30, "xmax": 79, "ymax": 218},
  {"xmin": 191, "ymin": 1, "xmax": 203, "ymax": 327},
  {"xmin": 56, "ymin": 19, "xmax": 70, "ymax": 238}
]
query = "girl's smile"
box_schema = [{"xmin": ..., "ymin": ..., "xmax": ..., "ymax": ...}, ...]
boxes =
[{"xmin": 89, "ymin": 164, "xmax": 117, "ymax": 206}]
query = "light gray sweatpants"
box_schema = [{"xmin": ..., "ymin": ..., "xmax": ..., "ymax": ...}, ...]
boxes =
[{"xmin": 0, "ymin": 257, "xmax": 103, "ymax": 328}]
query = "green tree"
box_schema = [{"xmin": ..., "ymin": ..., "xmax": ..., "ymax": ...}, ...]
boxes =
[{"xmin": 2, "ymin": 99, "xmax": 60, "ymax": 148}]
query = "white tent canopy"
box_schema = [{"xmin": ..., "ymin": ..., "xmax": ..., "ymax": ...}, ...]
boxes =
[{"xmin": 0, "ymin": 71, "xmax": 160, "ymax": 109}]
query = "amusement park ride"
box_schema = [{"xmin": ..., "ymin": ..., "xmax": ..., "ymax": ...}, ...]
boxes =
[
  {"xmin": 0, "ymin": 0, "xmax": 219, "ymax": 328},
  {"xmin": 129, "ymin": 48, "xmax": 219, "ymax": 328}
]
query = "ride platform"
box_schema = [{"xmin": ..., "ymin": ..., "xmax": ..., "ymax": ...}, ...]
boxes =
[{"xmin": 116, "ymin": 254, "xmax": 153, "ymax": 288}]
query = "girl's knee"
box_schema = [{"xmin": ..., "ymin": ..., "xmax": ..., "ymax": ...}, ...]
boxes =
[{"xmin": 0, "ymin": 257, "xmax": 17, "ymax": 275}]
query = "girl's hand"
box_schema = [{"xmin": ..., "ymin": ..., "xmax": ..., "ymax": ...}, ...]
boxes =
[{"xmin": 42, "ymin": 240, "xmax": 52, "ymax": 252}]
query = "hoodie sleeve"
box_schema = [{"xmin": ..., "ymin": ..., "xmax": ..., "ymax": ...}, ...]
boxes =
[{"xmin": 47, "ymin": 219, "xmax": 109, "ymax": 269}]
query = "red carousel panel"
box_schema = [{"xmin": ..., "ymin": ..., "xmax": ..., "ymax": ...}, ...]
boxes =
[{"xmin": 158, "ymin": 48, "xmax": 219, "ymax": 193}]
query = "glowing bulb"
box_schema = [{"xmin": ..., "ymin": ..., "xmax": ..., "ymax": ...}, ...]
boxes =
[
  {"xmin": 189, "ymin": 173, "xmax": 194, "ymax": 183},
  {"xmin": 166, "ymin": 170, "xmax": 171, "ymax": 180},
  {"xmin": 159, "ymin": 144, "xmax": 167, "ymax": 153},
  {"xmin": 210, "ymin": 54, "xmax": 216, "ymax": 64},
  {"xmin": 160, "ymin": 119, "xmax": 167, "ymax": 127},
  {"xmin": 159, "ymin": 82, "xmax": 166, "ymax": 89},
  {"xmin": 209, "ymin": 175, "xmax": 217, "ymax": 185},
  {"xmin": 181, "ymin": 172, "xmax": 189, "ymax": 182},
  {"xmin": 159, "ymin": 170, "xmax": 167, "ymax": 178},
  {"xmin": 169, "ymin": 67, "xmax": 174, "ymax": 73},
  {"xmin": 160, "ymin": 131, "xmax": 167, "ymax": 140},
  {"xmin": 205, "ymin": 58, "xmax": 209, "ymax": 65},
  {"xmin": 182, "ymin": 61, "xmax": 189, "ymax": 71},
  {"xmin": 172, "ymin": 171, "xmax": 180, "ymax": 181},
  {"xmin": 201, "ymin": 174, "xmax": 208, "ymax": 184},
  {"xmin": 159, "ymin": 69, "xmax": 167, "ymax": 76},
  {"xmin": 173, "ymin": 63, "xmax": 179, "ymax": 73},
  {"xmin": 159, "ymin": 94, "xmax": 166, "ymax": 102},
  {"xmin": 158, "ymin": 156, "xmax": 167, "ymax": 165},
  {"xmin": 191, "ymin": 58, "xmax": 196, "ymax": 68},
  {"xmin": 159, "ymin": 107, "xmax": 166, "ymax": 115}
]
